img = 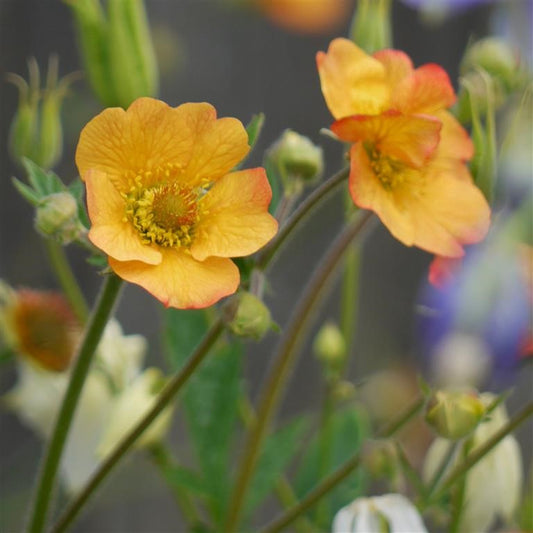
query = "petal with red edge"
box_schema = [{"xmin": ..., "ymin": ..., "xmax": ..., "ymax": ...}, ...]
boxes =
[
  {"xmin": 109, "ymin": 250, "xmax": 240, "ymax": 309},
  {"xmin": 85, "ymin": 170, "xmax": 162, "ymax": 265},
  {"xmin": 191, "ymin": 169, "xmax": 278, "ymax": 261},
  {"xmin": 348, "ymin": 143, "xmax": 415, "ymax": 245},
  {"xmin": 332, "ymin": 111, "xmax": 442, "ymax": 167},
  {"xmin": 317, "ymin": 38, "xmax": 389, "ymax": 119},
  {"xmin": 392, "ymin": 64, "xmax": 456, "ymax": 115}
]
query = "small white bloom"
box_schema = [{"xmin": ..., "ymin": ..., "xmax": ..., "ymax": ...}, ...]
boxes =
[
  {"xmin": 95, "ymin": 319, "xmax": 147, "ymax": 390},
  {"xmin": 98, "ymin": 368, "xmax": 173, "ymax": 457},
  {"xmin": 423, "ymin": 393, "xmax": 523, "ymax": 532},
  {"xmin": 332, "ymin": 494, "xmax": 428, "ymax": 532}
]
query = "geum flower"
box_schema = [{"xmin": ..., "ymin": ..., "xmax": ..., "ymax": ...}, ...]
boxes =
[
  {"xmin": 76, "ymin": 97, "xmax": 278, "ymax": 308},
  {"xmin": 317, "ymin": 38, "xmax": 490, "ymax": 258}
]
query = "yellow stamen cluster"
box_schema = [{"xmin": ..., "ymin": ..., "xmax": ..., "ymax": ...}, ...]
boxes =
[
  {"xmin": 366, "ymin": 144, "xmax": 406, "ymax": 190},
  {"xmin": 125, "ymin": 180, "xmax": 201, "ymax": 248}
]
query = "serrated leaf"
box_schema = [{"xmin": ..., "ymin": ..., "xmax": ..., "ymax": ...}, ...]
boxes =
[
  {"xmin": 164, "ymin": 309, "xmax": 243, "ymax": 525},
  {"xmin": 22, "ymin": 158, "xmax": 66, "ymax": 196},
  {"xmin": 295, "ymin": 407, "xmax": 369, "ymax": 530},
  {"xmin": 12, "ymin": 178, "xmax": 40, "ymax": 205},
  {"xmin": 244, "ymin": 417, "xmax": 310, "ymax": 520}
]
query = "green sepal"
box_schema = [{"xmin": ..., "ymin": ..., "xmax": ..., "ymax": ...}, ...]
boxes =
[{"xmin": 246, "ymin": 113, "xmax": 265, "ymax": 149}]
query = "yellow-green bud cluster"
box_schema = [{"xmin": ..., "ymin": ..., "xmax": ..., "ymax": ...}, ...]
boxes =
[{"xmin": 425, "ymin": 389, "xmax": 486, "ymax": 441}]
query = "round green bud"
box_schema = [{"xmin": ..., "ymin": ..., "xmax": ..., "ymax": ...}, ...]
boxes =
[
  {"xmin": 270, "ymin": 130, "xmax": 324, "ymax": 182},
  {"xmin": 313, "ymin": 322, "xmax": 346, "ymax": 364},
  {"xmin": 425, "ymin": 389, "xmax": 486, "ymax": 441},
  {"xmin": 225, "ymin": 292, "xmax": 272, "ymax": 341},
  {"xmin": 35, "ymin": 192, "xmax": 84, "ymax": 244}
]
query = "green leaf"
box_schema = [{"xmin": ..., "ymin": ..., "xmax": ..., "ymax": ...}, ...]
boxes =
[
  {"xmin": 246, "ymin": 113, "xmax": 265, "ymax": 149},
  {"xmin": 12, "ymin": 178, "xmax": 40, "ymax": 206},
  {"xmin": 295, "ymin": 407, "xmax": 369, "ymax": 530},
  {"xmin": 68, "ymin": 177, "xmax": 90, "ymax": 229},
  {"xmin": 264, "ymin": 156, "xmax": 282, "ymax": 215},
  {"xmin": 164, "ymin": 308, "xmax": 243, "ymax": 526},
  {"xmin": 161, "ymin": 464, "xmax": 209, "ymax": 499},
  {"xmin": 22, "ymin": 158, "xmax": 66, "ymax": 196},
  {"xmin": 244, "ymin": 417, "xmax": 310, "ymax": 520}
]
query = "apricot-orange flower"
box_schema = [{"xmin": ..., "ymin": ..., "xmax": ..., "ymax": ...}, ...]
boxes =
[
  {"xmin": 76, "ymin": 97, "xmax": 278, "ymax": 309},
  {"xmin": 317, "ymin": 38, "xmax": 490, "ymax": 257}
]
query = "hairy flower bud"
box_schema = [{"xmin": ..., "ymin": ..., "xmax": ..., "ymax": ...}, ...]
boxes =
[
  {"xmin": 35, "ymin": 192, "xmax": 85, "ymax": 244},
  {"xmin": 425, "ymin": 389, "xmax": 486, "ymax": 441},
  {"xmin": 224, "ymin": 292, "xmax": 272, "ymax": 341}
]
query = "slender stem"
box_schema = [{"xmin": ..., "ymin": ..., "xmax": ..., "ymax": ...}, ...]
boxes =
[
  {"xmin": 424, "ymin": 441, "xmax": 459, "ymax": 501},
  {"xmin": 224, "ymin": 212, "xmax": 374, "ymax": 532},
  {"xmin": 256, "ymin": 167, "xmax": 349, "ymax": 270},
  {"xmin": 237, "ymin": 397, "xmax": 314, "ymax": 533},
  {"xmin": 148, "ymin": 443, "xmax": 201, "ymax": 526},
  {"xmin": 449, "ymin": 442, "xmax": 470, "ymax": 533},
  {"xmin": 340, "ymin": 244, "xmax": 359, "ymax": 371},
  {"xmin": 44, "ymin": 239, "xmax": 89, "ymax": 323},
  {"xmin": 433, "ymin": 401, "xmax": 533, "ymax": 500},
  {"xmin": 51, "ymin": 319, "xmax": 225, "ymax": 533},
  {"xmin": 259, "ymin": 396, "xmax": 425, "ymax": 533},
  {"xmin": 27, "ymin": 273, "xmax": 123, "ymax": 533}
]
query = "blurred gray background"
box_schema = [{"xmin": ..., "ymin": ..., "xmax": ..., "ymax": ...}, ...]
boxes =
[{"xmin": 1, "ymin": 1, "xmax": 529, "ymax": 531}]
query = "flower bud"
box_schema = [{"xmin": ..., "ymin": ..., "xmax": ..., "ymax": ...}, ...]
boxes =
[
  {"xmin": 313, "ymin": 322, "xmax": 346, "ymax": 365},
  {"xmin": 224, "ymin": 292, "xmax": 272, "ymax": 341},
  {"xmin": 35, "ymin": 192, "xmax": 85, "ymax": 244},
  {"xmin": 269, "ymin": 130, "xmax": 324, "ymax": 190},
  {"xmin": 66, "ymin": 0, "xmax": 158, "ymax": 108},
  {"xmin": 425, "ymin": 389, "xmax": 486, "ymax": 440},
  {"xmin": 461, "ymin": 37, "xmax": 520, "ymax": 93},
  {"xmin": 349, "ymin": 0, "xmax": 392, "ymax": 53}
]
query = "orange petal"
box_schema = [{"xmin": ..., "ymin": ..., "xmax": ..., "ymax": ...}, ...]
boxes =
[
  {"xmin": 332, "ymin": 111, "xmax": 442, "ymax": 167},
  {"xmin": 190, "ymin": 168, "xmax": 278, "ymax": 261},
  {"xmin": 85, "ymin": 170, "xmax": 162, "ymax": 265},
  {"xmin": 434, "ymin": 111, "xmax": 474, "ymax": 162},
  {"xmin": 348, "ymin": 143, "xmax": 416, "ymax": 246},
  {"xmin": 109, "ymin": 250, "xmax": 240, "ymax": 309},
  {"xmin": 392, "ymin": 64, "xmax": 456, "ymax": 114},
  {"xmin": 317, "ymin": 38, "xmax": 389, "ymax": 119},
  {"xmin": 373, "ymin": 49, "xmax": 413, "ymax": 90},
  {"xmin": 76, "ymin": 97, "xmax": 249, "ymax": 191},
  {"xmin": 408, "ymin": 165, "xmax": 491, "ymax": 257}
]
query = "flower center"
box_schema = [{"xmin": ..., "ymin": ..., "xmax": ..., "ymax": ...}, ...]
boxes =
[
  {"xmin": 365, "ymin": 144, "xmax": 406, "ymax": 190},
  {"xmin": 126, "ymin": 183, "xmax": 201, "ymax": 248}
]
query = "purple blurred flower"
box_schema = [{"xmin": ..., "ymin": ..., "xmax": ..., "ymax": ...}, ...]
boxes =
[
  {"xmin": 401, "ymin": 0, "xmax": 495, "ymax": 11},
  {"xmin": 417, "ymin": 217, "xmax": 531, "ymax": 388}
]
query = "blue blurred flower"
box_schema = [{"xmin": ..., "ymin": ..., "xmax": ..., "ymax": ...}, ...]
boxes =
[
  {"xmin": 417, "ymin": 214, "xmax": 531, "ymax": 388},
  {"xmin": 401, "ymin": 0, "xmax": 495, "ymax": 13}
]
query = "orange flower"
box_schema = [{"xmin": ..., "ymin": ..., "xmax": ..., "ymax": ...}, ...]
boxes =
[
  {"xmin": 257, "ymin": 0, "xmax": 352, "ymax": 35},
  {"xmin": 76, "ymin": 98, "xmax": 278, "ymax": 309},
  {"xmin": 317, "ymin": 38, "xmax": 490, "ymax": 257}
]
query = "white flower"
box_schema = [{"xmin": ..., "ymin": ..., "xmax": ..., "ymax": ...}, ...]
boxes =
[
  {"xmin": 98, "ymin": 368, "xmax": 173, "ymax": 457},
  {"xmin": 332, "ymin": 494, "xmax": 428, "ymax": 532},
  {"xmin": 423, "ymin": 393, "xmax": 523, "ymax": 532}
]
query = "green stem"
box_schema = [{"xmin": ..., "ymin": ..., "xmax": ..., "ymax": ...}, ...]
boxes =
[
  {"xmin": 339, "ymin": 244, "xmax": 359, "ymax": 373},
  {"xmin": 50, "ymin": 319, "xmax": 225, "ymax": 533},
  {"xmin": 259, "ymin": 397, "xmax": 425, "ymax": 533},
  {"xmin": 433, "ymin": 401, "xmax": 533, "ymax": 501},
  {"xmin": 449, "ymin": 442, "xmax": 470, "ymax": 533},
  {"xmin": 27, "ymin": 273, "xmax": 123, "ymax": 533},
  {"xmin": 44, "ymin": 239, "xmax": 89, "ymax": 323},
  {"xmin": 148, "ymin": 443, "xmax": 201, "ymax": 526},
  {"xmin": 224, "ymin": 211, "xmax": 374, "ymax": 532},
  {"xmin": 256, "ymin": 167, "xmax": 349, "ymax": 270},
  {"xmin": 424, "ymin": 441, "xmax": 460, "ymax": 502}
]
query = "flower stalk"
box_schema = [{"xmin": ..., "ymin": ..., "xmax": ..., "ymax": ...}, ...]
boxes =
[{"xmin": 27, "ymin": 273, "xmax": 123, "ymax": 533}]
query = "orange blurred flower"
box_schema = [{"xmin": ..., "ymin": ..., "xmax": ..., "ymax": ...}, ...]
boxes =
[
  {"xmin": 317, "ymin": 38, "xmax": 490, "ymax": 257},
  {"xmin": 76, "ymin": 97, "xmax": 278, "ymax": 309},
  {"xmin": 257, "ymin": 0, "xmax": 352, "ymax": 34}
]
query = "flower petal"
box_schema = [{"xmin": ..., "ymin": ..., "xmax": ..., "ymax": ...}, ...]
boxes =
[
  {"xmin": 332, "ymin": 111, "xmax": 442, "ymax": 167},
  {"xmin": 190, "ymin": 169, "xmax": 278, "ymax": 261},
  {"xmin": 85, "ymin": 170, "xmax": 162, "ymax": 265},
  {"xmin": 76, "ymin": 97, "xmax": 249, "ymax": 191},
  {"xmin": 408, "ymin": 165, "xmax": 491, "ymax": 256},
  {"xmin": 373, "ymin": 49, "xmax": 413, "ymax": 90},
  {"xmin": 392, "ymin": 64, "xmax": 456, "ymax": 114},
  {"xmin": 348, "ymin": 143, "xmax": 416, "ymax": 245},
  {"xmin": 108, "ymin": 250, "xmax": 240, "ymax": 309},
  {"xmin": 317, "ymin": 38, "xmax": 389, "ymax": 119},
  {"xmin": 434, "ymin": 111, "xmax": 474, "ymax": 162}
]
